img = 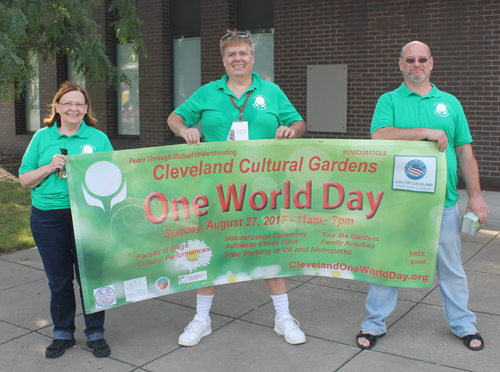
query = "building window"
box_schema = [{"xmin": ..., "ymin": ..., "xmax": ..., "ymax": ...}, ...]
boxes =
[
  {"xmin": 171, "ymin": 0, "xmax": 201, "ymax": 135},
  {"xmin": 250, "ymin": 29, "xmax": 274, "ymax": 82},
  {"xmin": 236, "ymin": 1, "xmax": 274, "ymax": 81},
  {"xmin": 173, "ymin": 37, "xmax": 201, "ymax": 109},
  {"xmin": 237, "ymin": 0, "xmax": 274, "ymax": 31},
  {"xmin": 25, "ymin": 53, "xmax": 40, "ymax": 132},
  {"xmin": 117, "ymin": 43, "xmax": 140, "ymax": 135},
  {"xmin": 67, "ymin": 55, "xmax": 86, "ymax": 87}
]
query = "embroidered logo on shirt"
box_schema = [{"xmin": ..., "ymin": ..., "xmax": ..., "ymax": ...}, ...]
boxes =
[
  {"xmin": 252, "ymin": 95, "xmax": 268, "ymax": 110},
  {"xmin": 433, "ymin": 103, "xmax": 449, "ymax": 117},
  {"xmin": 81, "ymin": 144, "xmax": 96, "ymax": 154}
]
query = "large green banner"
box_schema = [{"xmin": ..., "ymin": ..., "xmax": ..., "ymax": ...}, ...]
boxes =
[{"xmin": 67, "ymin": 139, "xmax": 446, "ymax": 314}]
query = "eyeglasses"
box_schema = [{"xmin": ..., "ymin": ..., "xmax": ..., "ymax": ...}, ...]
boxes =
[
  {"xmin": 404, "ymin": 57, "xmax": 429, "ymax": 64},
  {"xmin": 58, "ymin": 102, "xmax": 86, "ymax": 109},
  {"xmin": 221, "ymin": 32, "xmax": 250, "ymax": 42}
]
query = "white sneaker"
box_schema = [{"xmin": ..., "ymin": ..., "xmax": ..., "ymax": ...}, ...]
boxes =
[
  {"xmin": 274, "ymin": 315, "xmax": 306, "ymax": 344},
  {"xmin": 178, "ymin": 315, "xmax": 212, "ymax": 346}
]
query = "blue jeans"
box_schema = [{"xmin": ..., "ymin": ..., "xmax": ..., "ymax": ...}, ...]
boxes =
[
  {"xmin": 361, "ymin": 205, "xmax": 477, "ymax": 338},
  {"xmin": 30, "ymin": 207, "xmax": 105, "ymax": 341}
]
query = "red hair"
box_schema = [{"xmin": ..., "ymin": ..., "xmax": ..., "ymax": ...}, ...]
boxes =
[{"xmin": 44, "ymin": 81, "xmax": 97, "ymax": 127}]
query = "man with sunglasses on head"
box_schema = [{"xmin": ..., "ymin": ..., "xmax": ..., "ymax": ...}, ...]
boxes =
[
  {"xmin": 356, "ymin": 41, "xmax": 489, "ymax": 352},
  {"xmin": 168, "ymin": 30, "xmax": 306, "ymax": 347}
]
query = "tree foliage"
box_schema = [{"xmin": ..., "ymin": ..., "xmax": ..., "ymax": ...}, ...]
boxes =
[{"xmin": 0, "ymin": 0, "xmax": 147, "ymax": 102}]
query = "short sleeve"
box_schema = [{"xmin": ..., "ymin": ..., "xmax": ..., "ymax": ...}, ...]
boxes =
[
  {"xmin": 19, "ymin": 132, "xmax": 42, "ymax": 175},
  {"xmin": 370, "ymin": 93, "xmax": 395, "ymax": 135},
  {"xmin": 277, "ymin": 87, "xmax": 303, "ymax": 127},
  {"xmin": 451, "ymin": 99, "xmax": 472, "ymax": 148},
  {"xmin": 173, "ymin": 86, "xmax": 205, "ymax": 128}
]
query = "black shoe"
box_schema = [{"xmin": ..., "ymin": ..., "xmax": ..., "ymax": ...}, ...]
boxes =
[
  {"xmin": 45, "ymin": 338, "xmax": 76, "ymax": 358},
  {"xmin": 87, "ymin": 338, "xmax": 111, "ymax": 358}
]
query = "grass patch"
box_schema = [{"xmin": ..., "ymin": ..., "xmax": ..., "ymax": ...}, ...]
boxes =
[{"xmin": 0, "ymin": 181, "xmax": 34, "ymax": 254}]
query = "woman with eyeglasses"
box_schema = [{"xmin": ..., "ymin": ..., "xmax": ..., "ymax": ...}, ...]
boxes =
[
  {"xmin": 19, "ymin": 82, "xmax": 113, "ymax": 359},
  {"xmin": 168, "ymin": 30, "xmax": 307, "ymax": 347}
]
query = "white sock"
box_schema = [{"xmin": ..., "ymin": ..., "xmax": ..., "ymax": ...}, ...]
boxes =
[
  {"xmin": 271, "ymin": 294, "xmax": 290, "ymax": 319},
  {"xmin": 196, "ymin": 294, "xmax": 214, "ymax": 323}
]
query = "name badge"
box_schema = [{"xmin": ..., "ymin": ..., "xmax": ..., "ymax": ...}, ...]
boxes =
[{"xmin": 227, "ymin": 121, "xmax": 249, "ymax": 141}]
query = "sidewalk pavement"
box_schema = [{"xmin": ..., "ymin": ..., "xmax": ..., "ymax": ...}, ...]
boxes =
[{"xmin": 1, "ymin": 190, "xmax": 499, "ymax": 372}]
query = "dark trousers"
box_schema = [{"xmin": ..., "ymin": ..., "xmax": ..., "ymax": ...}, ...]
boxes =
[{"xmin": 30, "ymin": 206, "xmax": 105, "ymax": 341}]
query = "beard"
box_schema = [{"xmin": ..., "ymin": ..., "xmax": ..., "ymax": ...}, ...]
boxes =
[{"xmin": 408, "ymin": 70, "xmax": 426, "ymax": 84}]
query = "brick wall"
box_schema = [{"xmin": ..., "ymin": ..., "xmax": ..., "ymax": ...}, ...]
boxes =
[
  {"xmin": 200, "ymin": 0, "xmax": 236, "ymax": 85},
  {"xmin": 5, "ymin": 0, "xmax": 500, "ymax": 189},
  {"xmin": 0, "ymin": 51, "xmax": 59, "ymax": 154},
  {"xmin": 0, "ymin": 100, "xmax": 17, "ymax": 152},
  {"xmin": 274, "ymin": 0, "xmax": 500, "ymax": 189},
  {"xmin": 38, "ymin": 54, "xmax": 58, "ymax": 124},
  {"xmin": 107, "ymin": 0, "xmax": 172, "ymax": 150},
  {"xmin": 86, "ymin": 1, "xmax": 117, "ymax": 142},
  {"xmin": 135, "ymin": 0, "xmax": 171, "ymax": 148}
]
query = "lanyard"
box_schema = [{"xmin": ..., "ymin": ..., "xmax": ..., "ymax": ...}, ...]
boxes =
[{"xmin": 229, "ymin": 90, "xmax": 253, "ymax": 121}]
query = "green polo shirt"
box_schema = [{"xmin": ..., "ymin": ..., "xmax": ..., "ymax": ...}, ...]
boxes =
[
  {"xmin": 19, "ymin": 122, "xmax": 113, "ymax": 210},
  {"xmin": 174, "ymin": 72, "xmax": 303, "ymax": 142},
  {"xmin": 370, "ymin": 83, "xmax": 472, "ymax": 207}
]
